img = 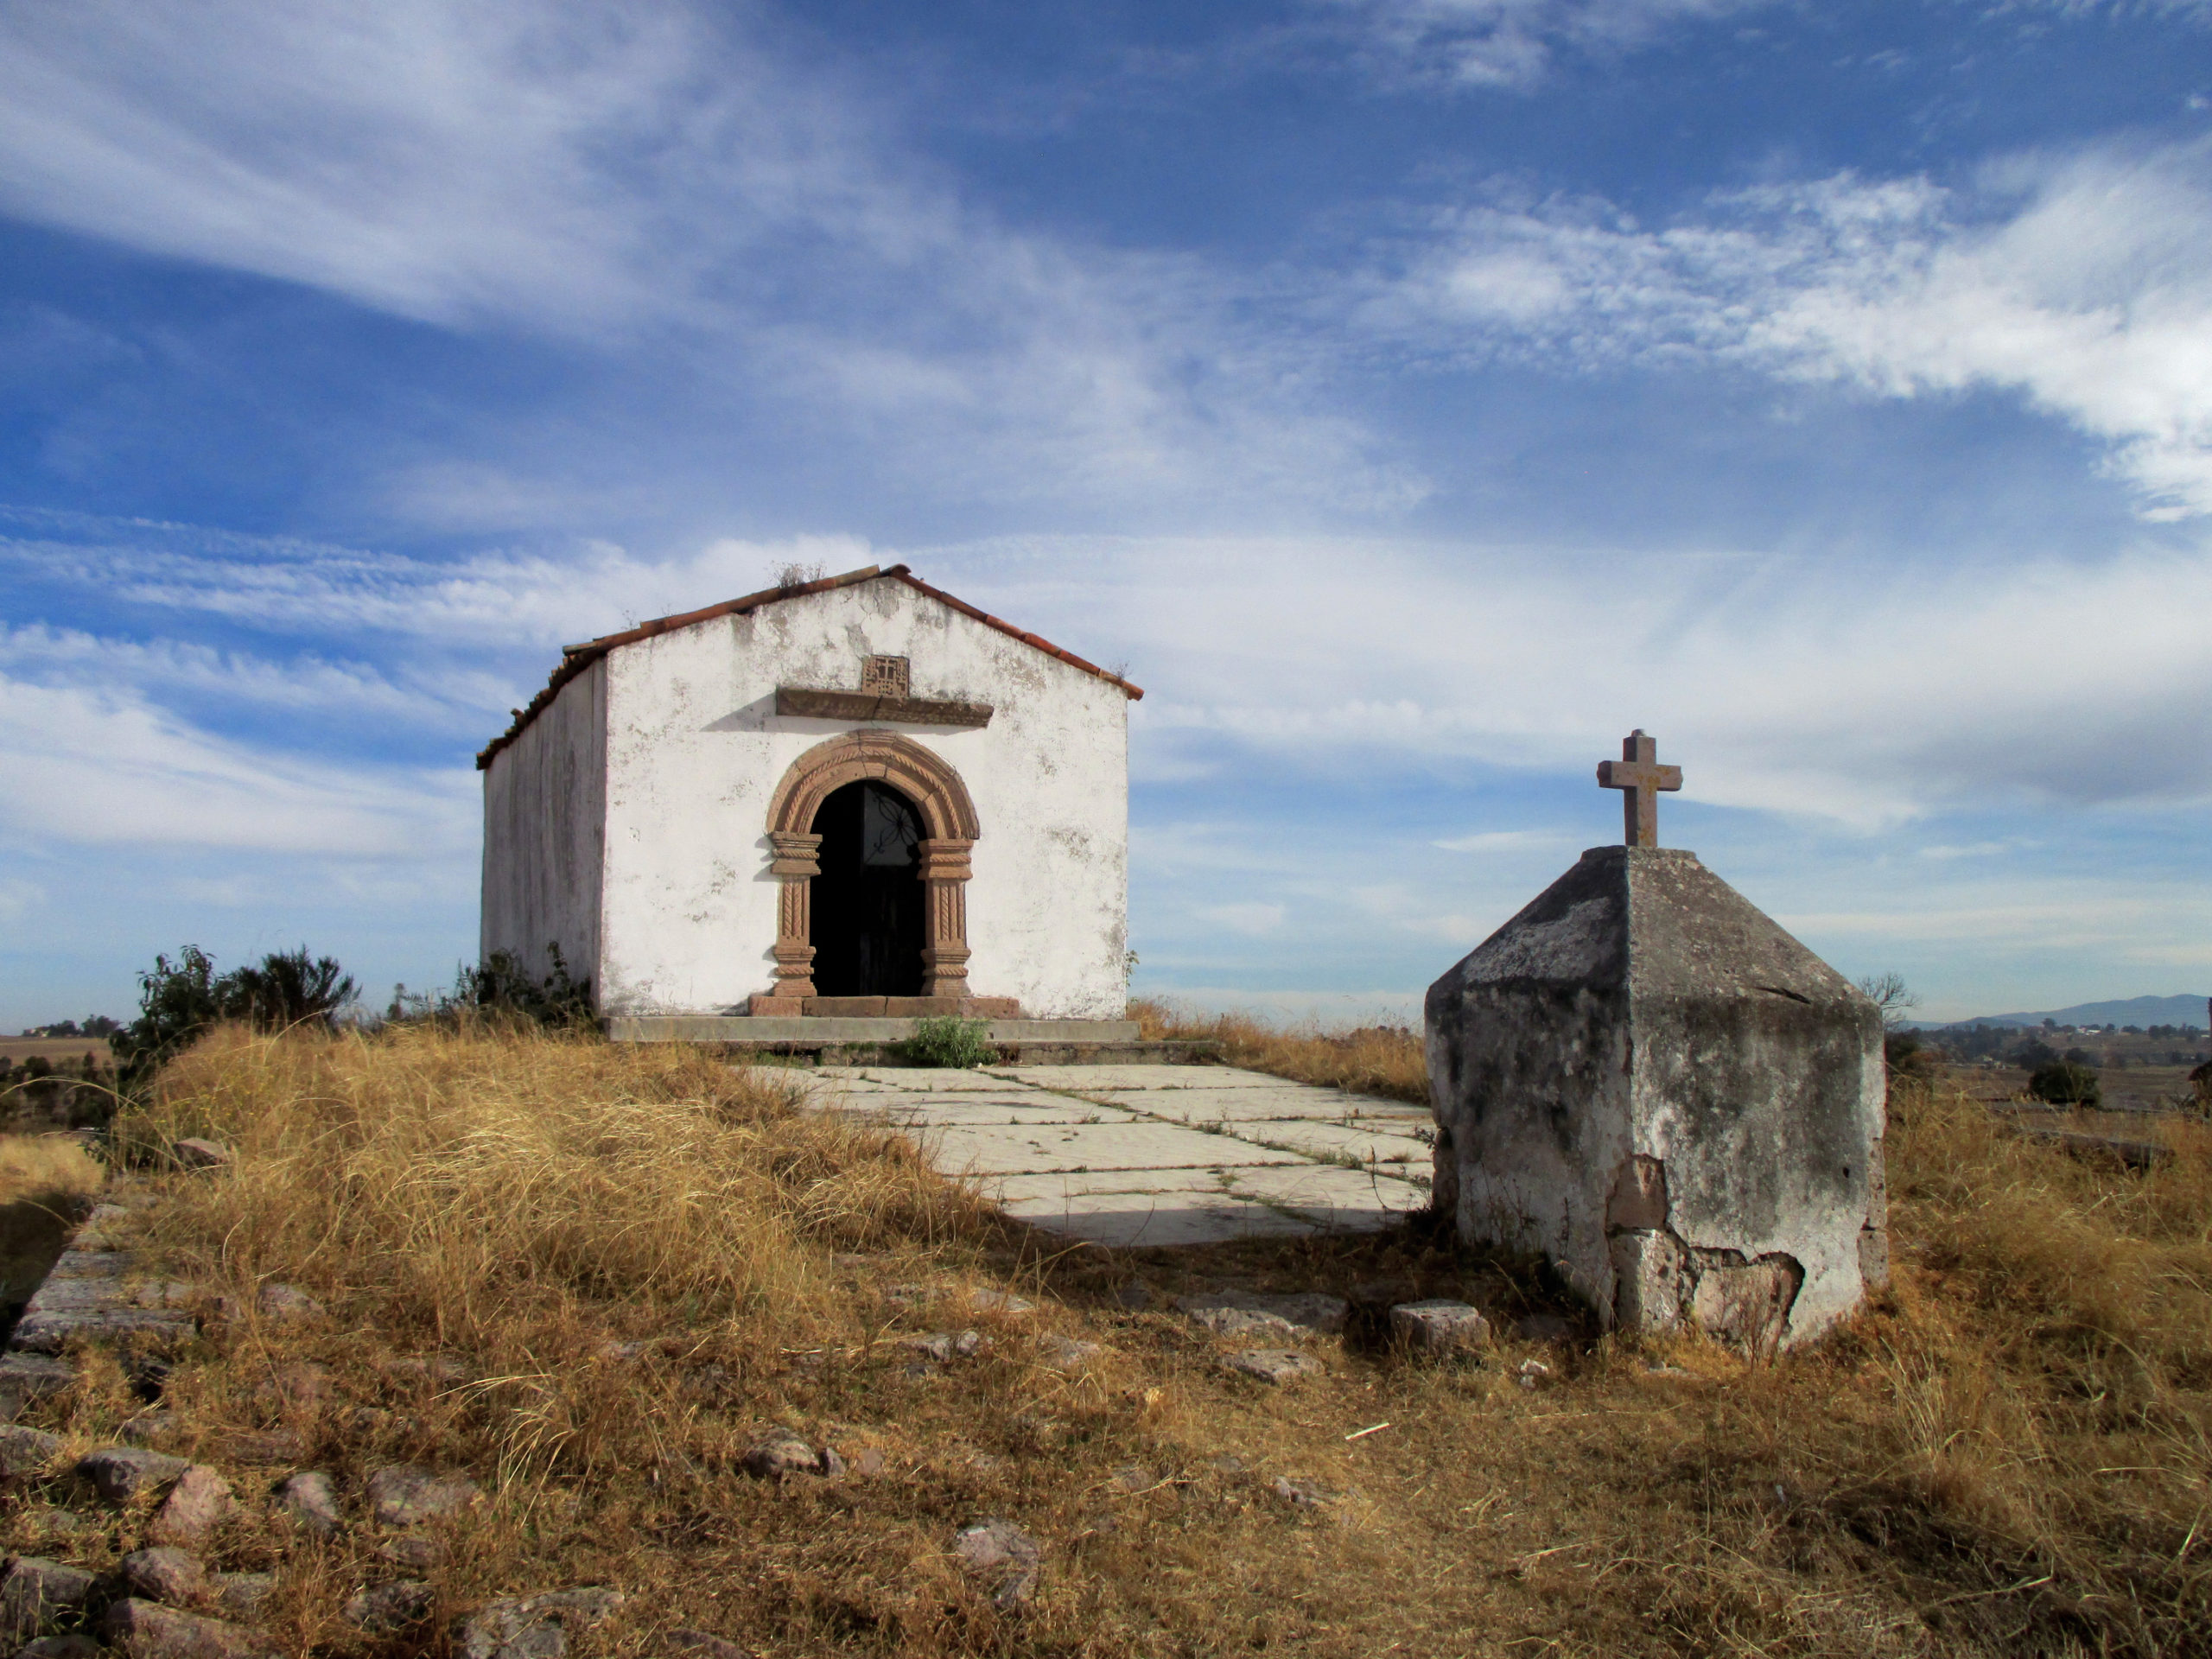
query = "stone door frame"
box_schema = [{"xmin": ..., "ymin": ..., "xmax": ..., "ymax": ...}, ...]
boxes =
[{"xmin": 760, "ymin": 731, "xmax": 981, "ymax": 1003}]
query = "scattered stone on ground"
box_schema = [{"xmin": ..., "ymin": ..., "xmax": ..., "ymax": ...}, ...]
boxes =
[
  {"xmin": 79, "ymin": 1446, "xmax": 192, "ymax": 1503},
  {"xmin": 211, "ymin": 1575, "xmax": 272, "ymax": 1618},
  {"xmin": 840, "ymin": 1445, "xmax": 887, "ymax": 1477},
  {"xmin": 0, "ymin": 1556, "xmax": 99, "ymax": 1642},
  {"xmin": 102, "ymin": 1597, "xmax": 270, "ymax": 1659},
  {"xmin": 149, "ymin": 1465, "xmax": 235, "ymax": 1546},
  {"xmin": 1112, "ymin": 1281, "xmax": 1152, "ymax": 1309},
  {"xmin": 15, "ymin": 1635, "xmax": 101, "ymax": 1659},
  {"xmin": 211, "ymin": 1431, "xmax": 305, "ymax": 1465},
  {"xmin": 16, "ymin": 1509, "xmax": 93, "ymax": 1545},
  {"xmin": 1517, "ymin": 1358, "xmax": 1553, "ymax": 1389},
  {"xmin": 119, "ymin": 1414, "xmax": 181, "ymax": 1448},
  {"xmin": 119, "ymin": 1548, "xmax": 208, "ymax": 1606},
  {"xmin": 453, "ymin": 1587, "xmax": 621, "ymax": 1659},
  {"xmin": 1035, "ymin": 1334, "xmax": 1103, "ymax": 1369},
  {"xmin": 1110, "ymin": 1465, "xmax": 1155, "ymax": 1493},
  {"xmin": 0, "ymin": 1354, "xmax": 77, "ymax": 1417},
  {"xmin": 1223, "ymin": 1349, "xmax": 1324, "ymax": 1385},
  {"xmin": 378, "ymin": 1535, "xmax": 443, "ymax": 1572},
  {"xmin": 344, "ymin": 1580, "xmax": 436, "ymax": 1633},
  {"xmin": 1389, "ymin": 1300, "xmax": 1491, "ymax": 1356},
  {"xmin": 271, "ymin": 1471, "xmax": 342, "ymax": 1538},
  {"xmin": 254, "ymin": 1284, "xmax": 324, "ymax": 1322},
  {"xmin": 967, "ymin": 1289, "xmax": 1035, "ymax": 1315},
  {"xmin": 953, "ymin": 1519, "xmax": 1042, "ymax": 1608},
  {"xmin": 1179, "ymin": 1291, "xmax": 1348, "ymax": 1340},
  {"xmin": 1270, "ymin": 1476, "xmax": 1345, "ymax": 1509},
  {"xmin": 366, "ymin": 1464, "xmax": 482, "ymax": 1528},
  {"xmin": 739, "ymin": 1432, "xmax": 841, "ymax": 1480},
  {"xmin": 0, "ymin": 1424, "xmax": 65, "ymax": 1478},
  {"xmin": 170, "ymin": 1140, "xmax": 232, "ymax": 1172}
]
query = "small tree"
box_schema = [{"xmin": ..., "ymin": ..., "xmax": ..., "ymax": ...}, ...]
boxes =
[
  {"xmin": 2028, "ymin": 1059, "xmax": 2101, "ymax": 1108},
  {"xmin": 111, "ymin": 944, "xmax": 359, "ymax": 1089},
  {"xmin": 1855, "ymin": 972, "xmax": 1922, "ymax": 1033}
]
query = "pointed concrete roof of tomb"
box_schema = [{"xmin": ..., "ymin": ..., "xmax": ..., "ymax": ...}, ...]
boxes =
[
  {"xmin": 477, "ymin": 563, "xmax": 1143, "ymax": 770},
  {"xmin": 1433, "ymin": 845, "xmax": 1861, "ymax": 1010}
]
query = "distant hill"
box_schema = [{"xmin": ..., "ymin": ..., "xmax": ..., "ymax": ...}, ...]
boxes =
[{"xmin": 1921, "ymin": 994, "xmax": 2210, "ymax": 1030}]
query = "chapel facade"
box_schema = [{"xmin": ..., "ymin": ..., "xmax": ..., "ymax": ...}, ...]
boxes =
[{"xmin": 477, "ymin": 564, "xmax": 1138, "ymax": 1021}]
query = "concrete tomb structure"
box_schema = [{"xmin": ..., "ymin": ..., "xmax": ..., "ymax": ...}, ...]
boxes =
[
  {"xmin": 479, "ymin": 565, "xmax": 1140, "ymax": 1033},
  {"xmin": 1425, "ymin": 733, "xmax": 1888, "ymax": 1353}
]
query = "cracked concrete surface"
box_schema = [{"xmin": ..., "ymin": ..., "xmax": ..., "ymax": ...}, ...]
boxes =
[{"xmin": 798, "ymin": 1064, "xmax": 1434, "ymax": 1246}]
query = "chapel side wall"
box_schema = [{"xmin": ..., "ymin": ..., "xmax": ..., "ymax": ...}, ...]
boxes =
[
  {"xmin": 595, "ymin": 580, "xmax": 1129, "ymax": 1019},
  {"xmin": 480, "ymin": 658, "xmax": 606, "ymax": 992}
]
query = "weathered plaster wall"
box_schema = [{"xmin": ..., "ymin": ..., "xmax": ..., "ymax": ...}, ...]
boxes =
[
  {"xmin": 594, "ymin": 579, "xmax": 1129, "ymax": 1019},
  {"xmin": 481, "ymin": 658, "xmax": 606, "ymax": 984},
  {"xmin": 1426, "ymin": 847, "xmax": 1885, "ymax": 1351}
]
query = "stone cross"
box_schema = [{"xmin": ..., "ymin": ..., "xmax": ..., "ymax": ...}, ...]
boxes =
[{"xmin": 1596, "ymin": 729, "xmax": 1682, "ymax": 848}]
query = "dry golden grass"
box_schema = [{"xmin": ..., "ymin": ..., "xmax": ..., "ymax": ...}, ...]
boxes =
[
  {"xmin": 5, "ymin": 1022, "xmax": 2206, "ymax": 1657},
  {"xmin": 1130, "ymin": 997, "xmax": 1428, "ymax": 1104}
]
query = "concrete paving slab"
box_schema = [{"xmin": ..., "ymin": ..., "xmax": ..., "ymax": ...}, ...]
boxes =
[
  {"xmin": 995, "ymin": 1190, "xmax": 1320, "ymax": 1248},
  {"xmin": 989, "ymin": 1065, "xmax": 1287, "ymax": 1091},
  {"xmin": 1228, "ymin": 1164, "xmax": 1431, "ymax": 1232},
  {"xmin": 984, "ymin": 1168, "xmax": 1236, "ymax": 1202},
  {"xmin": 913, "ymin": 1121, "xmax": 1310, "ymax": 1176},
  {"xmin": 1216, "ymin": 1121, "xmax": 1427, "ymax": 1166},
  {"xmin": 1084, "ymin": 1088, "xmax": 1430, "ymax": 1127},
  {"xmin": 835, "ymin": 1097, "xmax": 1147, "ymax": 1128},
  {"xmin": 859, "ymin": 1068, "xmax": 1049, "ymax": 1091}
]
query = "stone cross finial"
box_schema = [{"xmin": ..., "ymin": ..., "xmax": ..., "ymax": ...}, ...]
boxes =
[{"xmin": 1596, "ymin": 729, "xmax": 1682, "ymax": 848}]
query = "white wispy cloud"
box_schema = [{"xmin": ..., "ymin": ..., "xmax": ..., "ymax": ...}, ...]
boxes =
[
  {"xmin": 1432, "ymin": 828, "xmax": 1573, "ymax": 852},
  {"xmin": 1196, "ymin": 901, "xmax": 1290, "ymax": 936},
  {"xmin": 1323, "ymin": 0, "xmax": 1773, "ymax": 88},
  {"xmin": 1361, "ymin": 142, "xmax": 2212, "ymax": 515},
  {"xmin": 0, "ymin": 0, "xmax": 1411, "ymax": 519}
]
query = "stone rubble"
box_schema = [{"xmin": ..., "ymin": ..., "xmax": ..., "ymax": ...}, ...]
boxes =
[
  {"xmin": 452, "ymin": 1586, "xmax": 622, "ymax": 1659},
  {"xmin": 1388, "ymin": 1300, "xmax": 1491, "ymax": 1356},
  {"xmin": 101, "ymin": 1598, "xmax": 272, "ymax": 1659},
  {"xmin": 149, "ymin": 1467, "xmax": 235, "ymax": 1548},
  {"xmin": 1222, "ymin": 1350, "xmax": 1324, "ymax": 1385},
  {"xmin": 738, "ymin": 1432, "xmax": 842, "ymax": 1480},
  {"xmin": 1178, "ymin": 1291, "xmax": 1348, "ymax": 1340},
  {"xmin": 342, "ymin": 1580, "xmax": 436, "ymax": 1633},
  {"xmin": 0, "ymin": 1424, "xmax": 66, "ymax": 1478},
  {"xmin": 118, "ymin": 1548, "xmax": 208, "ymax": 1606},
  {"xmin": 365, "ymin": 1464, "xmax": 483, "ymax": 1528},
  {"xmin": 79, "ymin": 1448, "xmax": 192, "ymax": 1505},
  {"xmin": 169, "ymin": 1140, "xmax": 233, "ymax": 1171},
  {"xmin": 0, "ymin": 1557, "xmax": 99, "ymax": 1643},
  {"xmin": 952, "ymin": 1520, "xmax": 1041, "ymax": 1608},
  {"xmin": 270, "ymin": 1471, "xmax": 342, "ymax": 1539}
]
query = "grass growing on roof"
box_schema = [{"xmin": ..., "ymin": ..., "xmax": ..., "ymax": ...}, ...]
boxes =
[{"xmin": 12, "ymin": 1020, "xmax": 2204, "ymax": 1657}]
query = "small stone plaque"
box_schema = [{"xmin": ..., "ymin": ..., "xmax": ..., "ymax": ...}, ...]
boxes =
[{"xmin": 861, "ymin": 655, "xmax": 910, "ymax": 697}]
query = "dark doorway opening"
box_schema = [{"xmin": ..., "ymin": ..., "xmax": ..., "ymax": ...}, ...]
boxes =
[{"xmin": 809, "ymin": 780, "xmax": 925, "ymax": 997}]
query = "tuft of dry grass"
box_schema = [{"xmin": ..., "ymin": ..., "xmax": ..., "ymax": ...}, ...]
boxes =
[
  {"xmin": 4, "ymin": 1021, "xmax": 2208, "ymax": 1657},
  {"xmin": 1130, "ymin": 997, "xmax": 1428, "ymax": 1104}
]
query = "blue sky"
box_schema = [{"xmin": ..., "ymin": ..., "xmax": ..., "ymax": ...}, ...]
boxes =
[{"xmin": 2, "ymin": 0, "xmax": 2209, "ymax": 1028}]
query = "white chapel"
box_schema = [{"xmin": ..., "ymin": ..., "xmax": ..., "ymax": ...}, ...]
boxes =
[{"xmin": 478, "ymin": 564, "xmax": 1138, "ymax": 1023}]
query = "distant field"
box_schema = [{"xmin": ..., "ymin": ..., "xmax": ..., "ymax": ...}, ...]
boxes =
[{"xmin": 0, "ymin": 1038, "xmax": 113, "ymax": 1066}]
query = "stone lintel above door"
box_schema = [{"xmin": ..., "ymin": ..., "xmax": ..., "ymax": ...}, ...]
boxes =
[{"xmin": 775, "ymin": 686, "xmax": 994, "ymax": 728}]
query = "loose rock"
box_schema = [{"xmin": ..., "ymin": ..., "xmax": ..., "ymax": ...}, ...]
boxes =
[
  {"xmin": 171, "ymin": 1139, "xmax": 233, "ymax": 1171},
  {"xmin": 343, "ymin": 1580, "xmax": 435, "ymax": 1634},
  {"xmin": 1517, "ymin": 1357, "xmax": 1552, "ymax": 1389},
  {"xmin": 79, "ymin": 1446, "xmax": 191, "ymax": 1503},
  {"xmin": 120, "ymin": 1414, "xmax": 181, "ymax": 1448},
  {"xmin": 1223, "ymin": 1349, "xmax": 1324, "ymax": 1385},
  {"xmin": 968, "ymin": 1289, "xmax": 1035, "ymax": 1315},
  {"xmin": 1270, "ymin": 1476, "xmax": 1344, "ymax": 1509},
  {"xmin": 211, "ymin": 1575, "xmax": 273, "ymax": 1619},
  {"xmin": 1389, "ymin": 1300, "xmax": 1491, "ymax": 1357},
  {"xmin": 120, "ymin": 1548, "xmax": 208, "ymax": 1606},
  {"xmin": 366, "ymin": 1464, "xmax": 482, "ymax": 1528},
  {"xmin": 738, "ymin": 1432, "xmax": 836, "ymax": 1481},
  {"xmin": 271, "ymin": 1471, "xmax": 342, "ymax": 1539},
  {"xmin": 0, "ymin": 1424, "xmax": 65, "ymax": 1478},
  {"xmin": 149, "ymin": 1466, "xmax": 235, "ymax": 1547},
  {"xmin": 1179, "ymin": 1292, "xmax": 1347, "ymax": 1340},
  {"xmin": 16, "ymin": 1636, "xmax": 102, "ymax": 1659},
  {"xmin": 0, "ymin": 1354, "xmax": 77, "ymax": 1417},
  {"xmin": 254, "ymin": 1284, "xmax": 323, "ymax": 1322},
  {"xmin": 1035, "ymin": 1334, "xmax": 1103, "ymax": 1369},
  {"xmin": 953, "ymin": 1520, "xmax": 1041, "ymax": 1608},
  {"xmin": 453, "ymin": 1587, "xmax": 621, "ymax": 1659},
  {"xmin": 102, "ymin": 1598, "xmax": 272, "ymax": 1659},
  {"xmin": 0, "ymin": 1557, "xmax": 99, "ymax": 1642}
]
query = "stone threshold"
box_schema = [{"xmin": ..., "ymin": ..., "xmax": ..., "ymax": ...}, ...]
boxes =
[
  {"xmin": 610, "ymin": 1016, "xmax": 1143, "ymax": 1044},
  {"xmin": 744, "ymin": 995, "xmax": 1023, "ymax": 1019}
]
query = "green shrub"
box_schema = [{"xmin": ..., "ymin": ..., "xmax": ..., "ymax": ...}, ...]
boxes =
[
  {"xmin": 113, "ymin": 944, "xmax": 359, "ymax": 1089},
  {"xmin": 2028, "ymin": 1058, "xmax": 2101, "ymax": 1107},
  {"xmin": 901, "ymin": 1014, "xmax": 994, "ymax": 1070}
]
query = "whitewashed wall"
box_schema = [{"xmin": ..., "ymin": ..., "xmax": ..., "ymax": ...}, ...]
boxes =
[
  {"xmin": 590, "ymin": 580, "xmax": 1130, "ymax": 1019},
  {"xmin": 480, "ymin": 657, "xmax": 606, "ymax": 986}
]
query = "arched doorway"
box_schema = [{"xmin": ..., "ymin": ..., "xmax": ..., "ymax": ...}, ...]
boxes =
[
  {"xmin": 807, "ymin": 779, "xmax": 926, "ymax": 997},
  {"xmin": 760, "ymin": 730, "xmax": 981, "ymax": 1006}
]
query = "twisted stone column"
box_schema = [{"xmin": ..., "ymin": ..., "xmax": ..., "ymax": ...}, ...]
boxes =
[
  {"xmin": 768, "ymin": 831, "xmax": 823, "ymax": 999},
  {"xmin": 917, "ymin": 837, "xmax": 974, "ymax": 998}
]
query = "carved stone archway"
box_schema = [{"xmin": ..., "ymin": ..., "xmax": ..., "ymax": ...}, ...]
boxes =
[{"xmin": 761, "ymin": 731, "xmax": 981, "ymax": 1003}]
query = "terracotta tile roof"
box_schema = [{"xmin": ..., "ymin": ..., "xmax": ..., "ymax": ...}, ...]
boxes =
[{"xmin": 477, "ymin": 563, "xmax": 1142, "ymax": 770}]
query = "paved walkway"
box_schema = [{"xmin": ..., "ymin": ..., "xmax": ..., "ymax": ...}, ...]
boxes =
[{"xmin": 803, "ymin": 1063, "xmax": 1433, "ymax": 1246}]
